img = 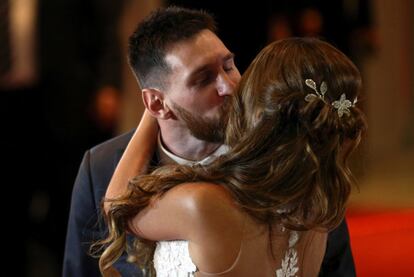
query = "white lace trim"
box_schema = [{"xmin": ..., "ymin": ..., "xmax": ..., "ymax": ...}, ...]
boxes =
[
  {"xmin": 153, "ymin": 231, "xmax": 301, "ymax": 277},
  {"xmin": 276, "ymin": 231, "xmax": 300, "ymax": 277},
  {"xmin": 153, "ymin": 241, "xmax": 197, "ymax": 277}
]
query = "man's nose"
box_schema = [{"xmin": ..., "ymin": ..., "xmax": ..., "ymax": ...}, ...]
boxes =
[{"xmin": 216, "ymin": 72, "xmax": 237, "ymax": 96}]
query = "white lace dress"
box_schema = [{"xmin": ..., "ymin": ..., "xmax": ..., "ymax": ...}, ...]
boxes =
[
  {"xmin": 153, "ymin": 240, "xmax": 197, "ymax": 277},
  {"xmin": 153, "ymin": 231, "xmax": 301, "ymax": 277}
]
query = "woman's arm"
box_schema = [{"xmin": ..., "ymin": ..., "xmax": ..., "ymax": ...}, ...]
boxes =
[{"xmin": 104, "ymin": 110, "xmax": 158, "ymax": 213}]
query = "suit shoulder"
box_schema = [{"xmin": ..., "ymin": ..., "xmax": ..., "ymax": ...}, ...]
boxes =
[
  {"xmin": 89, "ymin": 129, "xmax": 134, "ymax": 158},
  {"xmin": 84, "ymin": 130, "xmax": 135, "ymax": 198}
]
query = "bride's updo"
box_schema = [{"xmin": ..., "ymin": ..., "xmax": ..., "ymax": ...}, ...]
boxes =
[{"xmin": 223, "ymin": 37, "xmax": 367, "ymax": 229}]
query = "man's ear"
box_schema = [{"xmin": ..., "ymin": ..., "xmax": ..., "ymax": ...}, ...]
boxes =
[{"xmin": 142, "ymin": 88, "xmax": 173, "ymax": 119}]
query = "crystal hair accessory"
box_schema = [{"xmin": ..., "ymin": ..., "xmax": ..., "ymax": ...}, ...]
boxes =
[
  {"xmin": 332, "ymin": 94, "xmax": 357, "ymax": 117},
  {"xmin": 304, "ymin": 79, "xmax": 327, "ymax": 102},
  {"xmin": 304, "ymin": 78, "xmax": 357, "ymax": 117}
]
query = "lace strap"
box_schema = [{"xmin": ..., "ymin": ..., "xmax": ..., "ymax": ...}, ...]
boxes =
[{"xmin": 276, "ymin": 230, "xmax": 300, "ymax": 277}]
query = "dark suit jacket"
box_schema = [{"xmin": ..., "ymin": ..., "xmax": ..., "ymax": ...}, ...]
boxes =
[{"xmin": 62, "ymin": 131, "xmax": 356, "ymax": 277}]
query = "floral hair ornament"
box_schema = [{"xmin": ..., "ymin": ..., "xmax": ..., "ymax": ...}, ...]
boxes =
[
  {"xmin": 332, "ymin": 94, "xmax": 357, "ymax": 117},
  {"xmin": 304, "ymin": 79, "xmax": 357, "ymax": 117},
  {"xmin": 304, "ymin": 79, "xmax": 327, "ymax": 102}
]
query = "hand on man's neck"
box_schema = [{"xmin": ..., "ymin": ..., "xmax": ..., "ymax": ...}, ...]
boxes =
[{"xmin": 159, "ymin": 125, "xmax": 222, "ymax": 162}]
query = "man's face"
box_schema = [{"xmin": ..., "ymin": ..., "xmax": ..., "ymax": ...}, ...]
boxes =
[{"xmin": 163, "ymin": 30, "xmax": 241, "ymax": 143}]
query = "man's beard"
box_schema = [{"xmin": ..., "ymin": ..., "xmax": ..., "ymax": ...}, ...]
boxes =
[{"xmin": 171, "ymin": 98, "xmax": 230, "ymax": 144}]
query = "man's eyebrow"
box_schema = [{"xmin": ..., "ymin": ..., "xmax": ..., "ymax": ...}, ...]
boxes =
[
  {"xmin": 223, "ymin": 52, "xmax": 235, "ymax": 62},
  {"xmin": 190, "ymin": 53, "xmax": 236, "ymax": 77}
]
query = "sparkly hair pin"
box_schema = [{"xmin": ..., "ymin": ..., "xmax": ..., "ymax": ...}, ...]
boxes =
[
  {"xmin": 332, "ymin": 94, "xmax": 358, "ymax": 117},
  {"xmin": 304, "ymin": 79, "xmax": 327, "ymax": 102},
  {"xmin": 304, "ymin": 78, "xmax": 357, "ymax": 117}
]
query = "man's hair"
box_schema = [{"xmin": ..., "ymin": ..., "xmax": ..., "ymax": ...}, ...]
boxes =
[{"xmin": 128, "ymin": 6, "xmax": 217, "ymax": 89}]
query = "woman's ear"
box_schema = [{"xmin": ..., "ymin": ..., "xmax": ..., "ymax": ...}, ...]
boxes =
[{"xmin": 142, "ymin": 88, "xmax": 173, "ymax": 119}]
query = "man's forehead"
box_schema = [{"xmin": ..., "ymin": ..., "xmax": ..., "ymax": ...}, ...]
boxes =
[{"xmin": 165, "ymin": 48, "xmax": 232, "ymax": 75}]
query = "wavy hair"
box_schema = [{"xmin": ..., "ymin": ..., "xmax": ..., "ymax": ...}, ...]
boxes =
[{"xmin": 97, "ymin": 37, "xmax": 367, "ymax": 275}]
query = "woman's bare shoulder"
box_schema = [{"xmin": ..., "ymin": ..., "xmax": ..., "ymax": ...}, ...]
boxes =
[
  {"xmin": 168, "ymin": 182, "xmax": 238, "ymax": 215},
  {"xmin": 129, "ymin": 182, "xmax": 236, "ymax": 240}
]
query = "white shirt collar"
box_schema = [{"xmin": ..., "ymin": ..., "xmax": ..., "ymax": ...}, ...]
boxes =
[{"xmin": 157, "ymin": 133, "xmax": 228, "ymax": 166}]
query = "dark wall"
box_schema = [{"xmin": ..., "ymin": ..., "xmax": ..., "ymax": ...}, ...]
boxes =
[
  {"xmin": 168, "ymin": 0, "xmax": 372, "ymax": 72},
  {"xmin": 1, "ymin": 1, "xmax": 125, "ymax": 276}
]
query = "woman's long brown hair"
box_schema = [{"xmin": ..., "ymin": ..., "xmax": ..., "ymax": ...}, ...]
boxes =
[{"xmin": 96, "ymin": 37, "xmax": 367, "ymax": 275}]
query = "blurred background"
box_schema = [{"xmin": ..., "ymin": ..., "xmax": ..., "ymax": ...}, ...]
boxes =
[{"xmin": 1, "ymin": 0, "xmax": 413, "ymax": 276}]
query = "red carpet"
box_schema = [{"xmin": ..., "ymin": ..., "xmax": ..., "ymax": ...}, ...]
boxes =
[{"xmin": 346, "ymin": 209, "xmax": 414, "ymax": 277}]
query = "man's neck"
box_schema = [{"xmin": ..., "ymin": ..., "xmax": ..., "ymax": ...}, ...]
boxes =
[{"xmin": 159, "ymin": 124, "xmax": 221, "ymax": 162}]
